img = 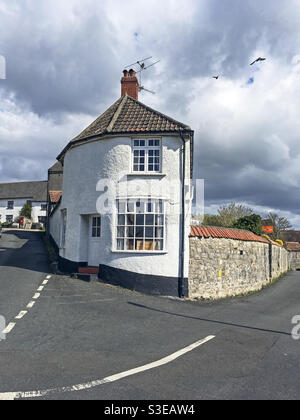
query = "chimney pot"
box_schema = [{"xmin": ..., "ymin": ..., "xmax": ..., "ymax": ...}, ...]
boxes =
[{"xmin": 121, "ymin": 69, "xmax": 139, "ymax": 100}]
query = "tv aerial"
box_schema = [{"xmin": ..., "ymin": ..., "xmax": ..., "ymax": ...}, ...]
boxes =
[{"xmin": 125, "ymin": 56, "xmax": 160, "ymax": 95}]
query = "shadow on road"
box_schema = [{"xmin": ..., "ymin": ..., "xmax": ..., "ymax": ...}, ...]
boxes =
[
  {"xmin": 128, "ymin": 302, "xmax": 291, "ymax": 337},
  {"xmin": 0, "ymin": 230, "xmax": 50, "ymax": 274}
]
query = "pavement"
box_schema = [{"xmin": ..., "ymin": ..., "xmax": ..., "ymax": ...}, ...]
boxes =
[{"xmin": 0, "ymin": 230, "xmax": 300, "ymax": 400}]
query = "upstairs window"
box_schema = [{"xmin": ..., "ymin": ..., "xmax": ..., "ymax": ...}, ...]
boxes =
[
  {"xmin": 41, "ymin": 204, "xmax": 47, "ymax": 211},
  {"xmin": 7, "ymin": 201, "xmax": 14, "ymax": 210},
  {"xmin": 116, "ymin": 199, "xmax": 165, "ymax": 252},
  {"xmin": 132, "ymin": 139, "xmax": 161, "ymax": 173}
]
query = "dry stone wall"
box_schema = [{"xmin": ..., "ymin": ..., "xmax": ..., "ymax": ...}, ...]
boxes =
[{"xmin": 189, "ymin": 237, "xmax": 289, "ymax": 300}]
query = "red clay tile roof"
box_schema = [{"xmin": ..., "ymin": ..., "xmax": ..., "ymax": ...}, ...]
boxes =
[
  {"xmin": 49, "ymin": 190, "xmax": 62, "ymax": 203},
  {"xmin": 57, "ymin": 94, "xmax": 192, "ymax": 160},
  {"xmin": 285, "ymin": 242, "xmax": 300, "ymax": 251},
  {"xmin": 190, "ymin": 226, "xmax": 269, "ymax": 244}
]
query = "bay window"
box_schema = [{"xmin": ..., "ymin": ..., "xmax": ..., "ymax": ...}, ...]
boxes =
[{"xmin": 116, "ymin": 199, "xmax": 165, "ymax": 252}]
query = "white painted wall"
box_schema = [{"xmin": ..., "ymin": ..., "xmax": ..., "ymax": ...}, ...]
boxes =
[
  {"xmin": 57, "ymin": 134, "xmax": 192, "ymax": 278},
  {"xmin": 0, "ymin": 199, "xmax": 46, "ymax": 224}
]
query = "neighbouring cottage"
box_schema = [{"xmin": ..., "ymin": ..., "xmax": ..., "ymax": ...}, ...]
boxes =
[
  {"xmin": 0, "ymin": 181, "xmax": 48, "ymax": 225},
  {"xmin": 49, "ymin": 69, "xmax": 194, "ymax": 297}
]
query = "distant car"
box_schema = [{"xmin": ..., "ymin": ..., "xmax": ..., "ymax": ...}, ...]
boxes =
[{"xmin": 0, "ymin": 223, "xmax": 2, "ymax": 238}]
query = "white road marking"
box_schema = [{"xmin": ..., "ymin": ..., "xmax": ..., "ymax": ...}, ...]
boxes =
[
  {"xmin": 37, "ymin": 286, "xmax": 44, "ymax": 292},
  {"xmin": 0, "ymin": 335, "xmax": 215, "ymax": 400},
  {"xmin": 15, "ymin": 311, "xmax": 28, "ymax": 320},
  {"xmin": 42, "ymin": 280, "xmax": 48, "ymax": 285},
  {"xmin": 2, "ymin": 323, "xmax": 16, "ymax": 334},
  {"xmin": 33, "ymin": 293, "xmax": 40, "ymax": 300},
  {"xmin": 46, "ymin": 275, "xmax": 52, "ymax": 279},
  {"xmin": 27, "ymin": 301, "xmax": 35, "ymax": 309}
]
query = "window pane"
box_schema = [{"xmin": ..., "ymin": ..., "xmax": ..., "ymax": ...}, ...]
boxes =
[
  {"xmin": 136, "ymin": 201, "xmax": 144, "ymax": 213},
  {"xmin": 126, "ymin": 227, "xmax": 134, "ymax": 238},
  {"xmin": 117, "ymin": 239, "xmax": 124, "ymax": 250},
  {"xmin": 146, "ymin": 215, "xmax": 154, "ymax": 225},
  {"xmin": 155, "ymin": 201, "xmax": 163, "ymax": 213},
  {"xmin": 155, "ymin": 227, "xmax": 164, "ymax": 238},
  {"xmin": 156, "ymin": 215, "xmax": 164, "ymax": 226},
  {"xmin": 155, "ymin": 240, "xmax": 163, "ymax": 251},
  {"xmin": 136, "ymin": 214, "xmax": 144, "ymax": 225},
  {"xmin": 127, "ymin": 201, "xmax": 135, "ymax": 213},
  {"xmin": 145, "ymin": 227, "xmax": 154, "ymax": 238},
  {"xmin": 127, "ymin": 215, "xmax": 135, "ymax": 225},
  {"xmin": 117, "ymin": 227, "xmax": 125, "ymax": 238},
  {"xmin": 118, "ymin": 201, "xmax": 126, "ymax": 213},
  {"xmin": 144, "ymin": 240, "xmax": 154, "ymax": 251},
  {"xmin": 126, "ymin": 240, "xmax": 134, "ymax": 250},
  {"xmin": 118, "ymin": 215, "xmax": 125, "ymax": 225},
  {"xmin": 136, "ymin": 226, "xmax": 144, "ymax": 238},
  {"xmin": 147, "ymin": 202, "xmax": 153, "ymax": 213},
  {"xmin": 135, "ymin": 240, "xmax": 144, "ymax": 251}
]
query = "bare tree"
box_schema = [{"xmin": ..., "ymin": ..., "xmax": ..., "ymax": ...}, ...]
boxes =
[
  {"xmin": 266, "ymin": 212, "xmax": 292, "ymax": 239},
  {"xmin": 217, "ymin": 203, "xmax": 254, "ymax": 227}
]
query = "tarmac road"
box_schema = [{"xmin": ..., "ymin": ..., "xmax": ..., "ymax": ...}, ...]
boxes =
[{"xmin": 0, "ymin": 230, "xmax": 299, "ymax": 400}]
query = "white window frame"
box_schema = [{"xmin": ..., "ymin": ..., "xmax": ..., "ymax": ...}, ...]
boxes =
[
  {"xmin": 132, "ymin": 138, "xmax": 162, "ymax": 174},
  {"xmin": 91, "ymin": 215, "xmax": 101, "ymax": 238},
  {"xmin": 6, "ymin": 215, "xmax": 13, "ymax": 223},
  {"xmin": 114, "ymin": 198, "xmax": 166, "ymax": 253}
]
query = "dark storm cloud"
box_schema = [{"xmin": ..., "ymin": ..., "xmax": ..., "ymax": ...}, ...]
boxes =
[{"xmin": 0, "ymin": 0, "xmax": 121, "ymax": 116}]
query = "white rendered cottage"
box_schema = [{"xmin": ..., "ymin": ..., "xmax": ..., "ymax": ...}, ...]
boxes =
[
  {"xmin": 0, "ymin": 181, "xmax": 47, "ymax": 225},
  {"xmin": 50, "ymin": 70, "xmax": 194, "ymax": 297}
]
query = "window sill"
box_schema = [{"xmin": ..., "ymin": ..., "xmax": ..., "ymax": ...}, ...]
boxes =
[
  {"xmin": 127, "ymin": 173, "xmax": 167, "ymax": 178},
  {"xmin": 111, "ymin": 249, "xmax": 168, "ymax": 255}
]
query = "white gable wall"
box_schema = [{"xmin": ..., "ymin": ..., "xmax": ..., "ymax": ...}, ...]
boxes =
[{"xmin": 58, "ymin": 135, "xmax": 191, "ymax": 279}]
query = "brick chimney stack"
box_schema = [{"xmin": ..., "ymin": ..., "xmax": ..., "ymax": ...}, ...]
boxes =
[{"xmin": 121, "ymin": 69, "xmax": 139, "ymax": 100}]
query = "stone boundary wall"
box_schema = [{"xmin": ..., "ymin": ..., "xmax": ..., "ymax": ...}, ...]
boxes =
[
  {"xmin": 289, "ymin": 251, "xmax": 300, "ymax": 270},
  {"xmin": 189, "ymin": 237, "xmax": 289, "ymax": 300}
]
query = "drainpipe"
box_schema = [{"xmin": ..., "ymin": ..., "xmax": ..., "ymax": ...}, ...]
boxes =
[{"xmin": 178, "ymin": 131, "xmax": 186, "ymax": 298}]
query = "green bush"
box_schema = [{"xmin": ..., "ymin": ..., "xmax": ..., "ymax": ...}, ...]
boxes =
[
  {"xmin": 1, "ymin": 222, "xmax": 13, "ymax": 228},
  {"xmin": 232, "ymin": 214, "xmax": 263, "ymax": 236}
]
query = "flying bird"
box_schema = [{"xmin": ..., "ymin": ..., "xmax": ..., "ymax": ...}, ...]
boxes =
[
  {"xmin": 250, "ymin": 57, "xmax": 266, "ymax": 66},
  {"xmin": 213, "ymin": 76, "xmax": 219, "ymax": 80}
]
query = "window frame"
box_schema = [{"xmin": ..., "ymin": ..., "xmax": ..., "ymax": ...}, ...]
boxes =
[
  {"xmin": 91, "ymin": 215, "xmax": 101, "ymax": 238},
  {"xmin": 132, "ymin": 138, "xmax": 162, "ymax": 174},
  {"xmin": 114, "ymin": 198, "xmax": 166, "ymax": 253}
]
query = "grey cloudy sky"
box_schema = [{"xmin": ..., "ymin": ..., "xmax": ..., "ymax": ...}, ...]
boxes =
[{"xmin": 0, "ymin": 0, "xmax": 300, "ymax": 226}]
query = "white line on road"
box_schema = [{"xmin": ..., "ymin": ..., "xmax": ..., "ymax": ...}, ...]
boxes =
[
  {"xmin": 15, "ymin": 311, "xmax": 28, "ymax": 320},
  {"xmin": 46, "ymin": 275, "xmax": 52, "ymax": 279},
  {"xmin": 2, "ymin": 323, "xmax": 16, "ymax": 334},
  {"xmin": 42, "ymin": 280, "xmax": 48, "ymax": 285},
  {"xmin": 32, "ymin": 293, "xmax": 40, "ymax": 300},
  {"xmin": 0, "ymin": 335, "xmax": 215, "ymax": 400},
  {"xmin": 37, "ymin": 286, "xmax": 44, "ymax": 292},
  {"xmin": 26, "ymin": 301, "xmax": 35, "ymax": 309}
]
